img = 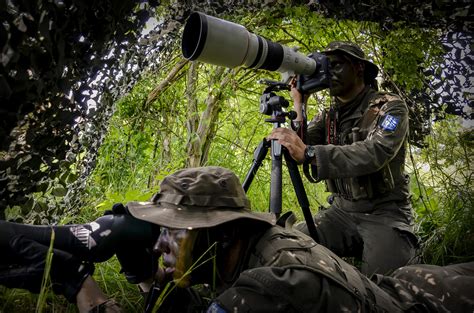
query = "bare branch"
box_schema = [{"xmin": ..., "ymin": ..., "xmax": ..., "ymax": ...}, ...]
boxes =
[{"xmin": 146, "ymin": 58, "xmax": 189, "ymax": 106}]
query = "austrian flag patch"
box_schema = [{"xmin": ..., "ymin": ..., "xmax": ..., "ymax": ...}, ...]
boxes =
[{"xmin": 380, "ymin": 114, "xmax": 399, "ymax": 131}]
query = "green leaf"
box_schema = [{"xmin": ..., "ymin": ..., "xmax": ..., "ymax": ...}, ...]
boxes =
[{"xmin": 51, "ymin": 186, "xmax": 67, "ymax": 197}]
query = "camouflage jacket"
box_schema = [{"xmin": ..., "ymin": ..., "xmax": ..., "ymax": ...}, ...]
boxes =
[
  {"xmin": 215, "ymin": 225, "xmax": 401, "ymax": 312},
  {"xmin": 306, "ymin": 86, "xmax": 411, "ymax": 213},
  {"xmin": 213, "ymin": 225, "xmax": 469, "ymax": 313}
]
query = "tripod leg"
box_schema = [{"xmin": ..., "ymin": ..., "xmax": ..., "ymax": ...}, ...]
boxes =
[
  {"xmin": 269, "ymin": 139, "xmax": 283, "ymax": 218},
  {"xmin": 284, "ymin": 151, "xmax": 319, "ymax": 242},
  {"xmin": 242, "ymin": 139, "xmax": 270, "ymax": 192}
]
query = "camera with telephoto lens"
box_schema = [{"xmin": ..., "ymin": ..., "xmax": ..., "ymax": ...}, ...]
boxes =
[{"xmin": 181, "ymin": 12, "xmax": 330, "ymax": 94}]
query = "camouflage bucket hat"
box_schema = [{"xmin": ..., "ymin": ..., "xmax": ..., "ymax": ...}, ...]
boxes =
[
  {"xmin": 127, "ymin": 166, "xmax": 275, "ymax": 229},
  {"xmin": 322, "ymin": 41, "xmax": 379, "ymax": 81}
]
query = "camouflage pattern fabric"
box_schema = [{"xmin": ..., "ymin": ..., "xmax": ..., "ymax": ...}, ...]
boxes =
[
  {"xmin": 296, "ymin": 205, "xmax": 417, "ymax": 275},
  {"xmin": 389, "ymin": 262, "xmax": 474, "ymax": 311},
  {"xmin": 215, "ymin": 225, "xmax": 473, "ymax": 312},
  {"xmin": 298, "ymin": 86, "xmax": 417, "ymax": 275},
  {"xmin": 127, "ymin": 166, "xmax": 275, "ymax": 228},
  {"xmin": 215, "ymin": 225, "xmax": 402, "ymax": 312},
  {"xmin": 373, "ymin": 262, "xmax": 474, "ymax": 312}
]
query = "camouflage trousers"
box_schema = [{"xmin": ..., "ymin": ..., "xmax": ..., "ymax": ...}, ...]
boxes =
[{"xmin": 373, "ymin": 262, "xmax": 474, "ymax": 312}]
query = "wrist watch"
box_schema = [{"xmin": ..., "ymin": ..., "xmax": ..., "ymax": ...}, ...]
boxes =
[{"xmin": 304, "ymin": 145, "xmax": 317, "ymax": 164}]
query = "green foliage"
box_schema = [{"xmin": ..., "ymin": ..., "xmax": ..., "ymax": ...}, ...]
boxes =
[
  {"xmin": 0, "ymin": 287, "xmax": 76, "ymax": 313},
  {"xmin": 409, "ymin": 116, "xmax": 473, "ymax": 264},
  {"xmin": 380, "ymin": 24, "xmax": 444, "ymax": 91},
  {"xmin": 0, "ymin": 257, "xmax": 141, "ymax": 313},
  {"xmin": 36, "ymin": 230, "xmax": 55, "ymax": 313},
  {"xmin": 87, "ymin": 63, "xmax": 189, "ymax": 207},
  {"xmin": 94, "ymin": 258, "xmax": 143, "ymax": 311}
]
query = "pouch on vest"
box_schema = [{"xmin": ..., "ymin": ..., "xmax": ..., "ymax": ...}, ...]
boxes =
[{"xmin": 345, "ymin": 101, "xmax": 395, "ymax": 200}]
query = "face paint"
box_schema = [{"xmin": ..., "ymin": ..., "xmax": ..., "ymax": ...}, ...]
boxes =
[
  {"xmin": 154, "ymin": 227, "xmax": 198, "ymax": 288},
  {"xmin": 328, "ymin": 54, "xmax": 360, "ymax": 98}
]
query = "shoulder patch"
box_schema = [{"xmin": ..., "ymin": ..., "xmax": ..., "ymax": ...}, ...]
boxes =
[
  {"xmin": 379, "ymin": 114, "xmax": 400, "ymax": 131},
  {"xmin": 207, "ymin": 302, "xmax": 228, "ymax": 313}
]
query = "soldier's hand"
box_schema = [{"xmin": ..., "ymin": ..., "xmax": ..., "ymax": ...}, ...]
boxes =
[
  {"xmin": 289, "ymin": 77, "xmax": 303, "ymax": 103},
  {"xmin": 267, "ymin": 128, "xmax": 306, "ymax": 163},
  {"xmin": 289, "ymin": 77, "xmax": 310, "ymax": 104}
]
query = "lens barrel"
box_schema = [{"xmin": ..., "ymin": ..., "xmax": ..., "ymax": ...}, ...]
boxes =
[{"xmin": 182, "ymin": 12, "xmax": 317, "ymax": 76}]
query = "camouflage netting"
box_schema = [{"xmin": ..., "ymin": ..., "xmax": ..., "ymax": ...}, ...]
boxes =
[{"xmin": 0, "ymin": 0, "xmax": 472, "ymax": 221}]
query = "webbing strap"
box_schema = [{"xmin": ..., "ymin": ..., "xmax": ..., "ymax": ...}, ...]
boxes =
[
  {"xmin": 151, "ymin": 193, "xmax": 250, "ymax": 208},
  {"xmin": 251, "ymin": 228, "xmax": 368, "ymax": 300},
  {"xmin": 326, "ymin": 107, "xmax": 338, "ymax": 144}
]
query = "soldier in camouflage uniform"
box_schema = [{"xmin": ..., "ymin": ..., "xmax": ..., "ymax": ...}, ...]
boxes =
[
  {"xmin": 126, "ymin": 166, "xmax": 473, "ymax": 313},
  {"xmin": 268, "ymin": 41, "xmax": 417, "ymax": 275}
]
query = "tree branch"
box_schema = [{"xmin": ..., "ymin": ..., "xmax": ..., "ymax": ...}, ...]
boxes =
[{"xmin": 146, "ymin": 58, "xmax": 189, "ymax": 107}]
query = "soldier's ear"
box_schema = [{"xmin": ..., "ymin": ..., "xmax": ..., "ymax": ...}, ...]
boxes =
[
  {"xmin": 356, "ymin": 62, "xmax": 365, "ymax": 77},
  {"xmin": 218, "ymin": 224, "xmax": 240, "ymax": 249}
]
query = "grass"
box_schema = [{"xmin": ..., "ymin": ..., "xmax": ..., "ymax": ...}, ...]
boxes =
[{"xmin": 0, "ymin": 257, "xmax": 142, "ymax": 312}]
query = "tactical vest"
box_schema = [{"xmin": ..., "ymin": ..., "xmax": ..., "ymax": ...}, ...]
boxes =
[
  {"xmin": 322, "ymin": 92, "xmax": 400, "ymax": 200},
  {"xmin": 248, "ymin": 226, "xmax": 402, "ymax": 313}
]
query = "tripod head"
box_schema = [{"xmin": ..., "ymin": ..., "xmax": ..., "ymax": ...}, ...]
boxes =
[{"xmin": 258, "ymin": 79, "xmax": 297, "ymax": 124}]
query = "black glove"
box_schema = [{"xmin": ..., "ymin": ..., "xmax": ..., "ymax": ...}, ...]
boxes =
[
  {"xmin": 103, "ymin": 203, "xmax": 130, "ymax": 216},
  {"xmin": 0, "ymin": 235, "xmax": 94, "ymax": 302},
  {"xmin": 102, "ymin": 203, "xmax": 161, "ymax": 284}
]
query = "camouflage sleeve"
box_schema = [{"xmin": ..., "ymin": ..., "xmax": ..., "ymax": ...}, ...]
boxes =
[
  {"xmin": 313, "ymin": 98, "xmax": 408, "ymax": 179},
  {"xmin": 387, "ymin": 262, "xmax": 474, "ymax": 312},
  {"xmin": 306, "ymin": 112, "xmax": 326, "ymax": 145},
  {"xmin": 214, "ymin": 266, "xmax": 360, "ymax": 312}
]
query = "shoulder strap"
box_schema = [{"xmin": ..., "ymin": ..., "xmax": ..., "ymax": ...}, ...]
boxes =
[
  {"xmin": 250, "ymin": 227, "xmax": 369, "ymax": 301},
  {"xmin": 303, "ymin": 109, "xmax": 327, "ymax": 183},
  {"xmin": 326, "ymin": 106, "xmax": 338, "ymax": 144}
]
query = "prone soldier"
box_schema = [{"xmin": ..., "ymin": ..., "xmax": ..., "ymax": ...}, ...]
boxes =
[{"xmin": 128, "ymin": 166, "xmax": 473, "ymax": 312}]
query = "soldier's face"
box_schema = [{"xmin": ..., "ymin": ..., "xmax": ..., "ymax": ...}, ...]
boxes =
[
  {"xmin": 154, "ymin": 227, "xmax": 187, "ymax": 269},
  {"xmin": 154, "ymin": 227, "xmax": 198, "ymax": 287},
  {"xmin": 328, "ymin": 54, "xmax": 359, "ymax": 97}
]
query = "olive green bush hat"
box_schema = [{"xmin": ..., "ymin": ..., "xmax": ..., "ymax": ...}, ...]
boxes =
[
  {"xmin": 322, "ymin": 41, "xmax": 379, "ymax": 81},
  {"xmin": 127, "ymin": 166, "xmax": 275, "ymax": 229}
]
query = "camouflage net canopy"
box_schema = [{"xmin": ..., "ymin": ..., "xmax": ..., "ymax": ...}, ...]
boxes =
[{"xmin": 0, "ymin": 0, "xmax": 472, "ymax": 221}]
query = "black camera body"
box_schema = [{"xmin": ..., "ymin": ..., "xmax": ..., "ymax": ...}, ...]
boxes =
[{"xmin": 297, "ymin": 52, "xmax": 330, "ymax": 94}]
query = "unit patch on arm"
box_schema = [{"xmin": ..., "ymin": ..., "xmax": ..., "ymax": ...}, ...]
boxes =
[{"xmin": 379, "ymin": 114, "xmax": 399, "ymax": 131}]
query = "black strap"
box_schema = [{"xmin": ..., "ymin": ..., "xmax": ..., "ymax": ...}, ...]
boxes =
[{"xmin": 327, "ymin": 106, "xmax": 338, "ymax": 145}]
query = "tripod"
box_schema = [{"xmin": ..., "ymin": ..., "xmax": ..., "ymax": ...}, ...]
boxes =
[{"xmin": 242, "ymin": 81, "xmax": 318, "ymax": 242}]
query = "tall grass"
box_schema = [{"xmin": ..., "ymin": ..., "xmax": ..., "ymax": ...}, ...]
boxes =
[
  {"xmin": 408, "ymin": 117, "xmax": 474, "ymax": 265},
  {"xmin": 35, "ymin": 230, "xmax": 55, "ymax": 313}
]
